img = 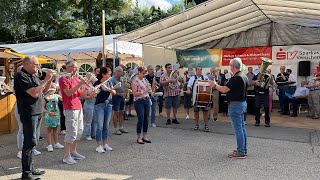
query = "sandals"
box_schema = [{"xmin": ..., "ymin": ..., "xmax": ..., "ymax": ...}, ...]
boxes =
[
  {"xmin": 204, "ymin": 125, "xmax": 210, "ymax": 132},
  {"xmin": 194, "ymin": 125, "xmax": 199, "ymax": 130}
]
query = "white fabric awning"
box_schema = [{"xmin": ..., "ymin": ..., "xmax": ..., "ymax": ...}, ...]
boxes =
[
  {"xmin": 0, "ymin": 34, "xmax": 142, "ymax": 57},
  {"xmin": 116, "ymin": 0, "xmax": 320, "ymax": 50}
]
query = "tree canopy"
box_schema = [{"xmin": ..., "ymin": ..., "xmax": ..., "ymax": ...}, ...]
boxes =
[{"xmin": 0, "ymin": 0, "xmax": 199, "ymax": 44}]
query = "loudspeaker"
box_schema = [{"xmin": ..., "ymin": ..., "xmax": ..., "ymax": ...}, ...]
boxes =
[{"xmin": 298, "ymin": 61, "xmax": 310, "ymax": 76}]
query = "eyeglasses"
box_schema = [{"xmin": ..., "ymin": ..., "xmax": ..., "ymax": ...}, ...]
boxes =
[{"xmin": 31, "ymin": 63, "xmax": 41, "ymax": 67}]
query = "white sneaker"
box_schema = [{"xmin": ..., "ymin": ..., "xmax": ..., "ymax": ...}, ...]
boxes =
[
  {"xmin": 151, "ymin": 123, "xmax": 156, "ymax": 127},
  {"xmin": 71, "ymin": 152, "xmax": 86, "ymax": 160},
  {"xmin": 186, "ymin": 115, "xmax": 189, "ymax": 119},
  {"xmin": 17, "ymin": 151, "xmax": 22, "ymax": 159},
  {"xmin": 63, "ymin": 155, "xmax": 76, "ymax": 165},
  {"xmin": 33, "ymin": 149, "xmax": 41, "ymax": 156},
  {"xmin": 115, "ymin": 129, "xmax": 122, "ymax": 135},
  {"xmin": 46, "ymin": 145, "xmax": 53, "ymax": 152},
  {"xmin": 53, "ymin": 143, "xmax": 64, "ymax": 149},
  {"xmin": 96, "ymin": 145, "xmax": 105, "ymax": 153},
  {"xmin": 60, "ymin": 130, "xmax": 66, "ymax": 134},
  {"xmin": 85, "ymin": 136, "xmax": 92, "ymax": 141},
  {"xmin": 103, "ymin": 144, "xmax": 113, "ymax": 151}
]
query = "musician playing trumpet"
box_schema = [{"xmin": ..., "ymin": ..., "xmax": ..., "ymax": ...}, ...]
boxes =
[
  {"xmin": 186, "ymin": 65, "xmax": 210, "ymax": 132},
  {"xmin": 59, "ymin": 61, "xmax": 88, "ymax": 165},
  {"xmin": 160, "ymin": 63, "xmax": 181, "ymax": 125}
]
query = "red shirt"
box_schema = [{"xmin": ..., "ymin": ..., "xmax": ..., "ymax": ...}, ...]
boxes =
[{"xmin": 59, "ymin": 76, "xmax": 82, "ymax": 110}]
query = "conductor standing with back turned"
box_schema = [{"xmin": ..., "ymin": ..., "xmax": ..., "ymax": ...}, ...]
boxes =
[{"xmin": 210, "ymin": 57, "xmax": 249, "ymax": 159}]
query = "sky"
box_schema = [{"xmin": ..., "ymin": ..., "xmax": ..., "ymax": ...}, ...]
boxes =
[{"xmin": 137, "ymin": 0, "xmax": 180, "ymax": 11}]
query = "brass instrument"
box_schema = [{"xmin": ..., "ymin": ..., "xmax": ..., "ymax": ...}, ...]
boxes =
[
  {"xmin": 41, "ymin": 68, "xmax": 71, "ymax": 77},
  {"xmin": 151, "ymin": 74, "xmax": 159, "ymax": 97},
  {"xmin": 123, "ymin": 73, "xmax": 136, "ymax": 102},
  {"xmin": 257, "ymin": 57, "xmax": 273, "ymax": 93},
  {"xmin": 94, "ymin": 77, "xmax": 121, "ymax": 94},
  {"xmin": 168, "ymin": 70, "xmax": 179, "ymax": 89}
]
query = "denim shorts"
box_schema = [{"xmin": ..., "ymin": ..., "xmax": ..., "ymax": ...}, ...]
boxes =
[
  {"xmin": 112, "ymin": 95, "xmax": 125, "ymax": 112},
  {"xmin": 126, "ymin": 94, "xmax": 134, "ymax": 105},
  {"xmin": 165, "ymin": 96, "xmax": 180, "ymax": 109},
  {"xmin": 193, "ymin": 105, "xmax": 209, "ymax": 112}
]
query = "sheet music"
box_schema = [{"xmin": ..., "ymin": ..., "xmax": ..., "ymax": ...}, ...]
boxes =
[
  {"xmin": 0, "ymin": 77, "xmax": 6, "ymax": 86},
  {"xmin": 253, "ymin": 69, "xmax": 260, "ymax": 76},
  {"xmin": 225, "ymin": 72, "xmax": 231, "ymax": 79}
]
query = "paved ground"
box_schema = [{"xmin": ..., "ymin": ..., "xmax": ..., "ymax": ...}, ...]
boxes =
[{"xmin": 1, "ymin": 114, "xmax": 320, "ymax": 180}]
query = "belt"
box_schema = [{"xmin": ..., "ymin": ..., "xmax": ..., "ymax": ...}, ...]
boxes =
[
  {"xmin": 310, "ymin": 89, "xmax": 320, "ymax": 91},
  {"xmin": 228, "ymin": 101, "xmax": 241, "ymax": 105},
  {"xmin": 138, "ymin": 96, "xmax": 150, "ymax": 101}
]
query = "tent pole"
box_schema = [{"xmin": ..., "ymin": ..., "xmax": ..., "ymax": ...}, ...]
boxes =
[
  {"xmin": 113, "ymin": 38, "xmax": 116, "ymax": 71},
  {"xmin": 102, "ymin": 10, "xmax": 106, "ymax": 67}
]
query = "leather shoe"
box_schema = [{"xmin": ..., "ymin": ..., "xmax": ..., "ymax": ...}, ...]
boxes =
[
  {"xmin": 32, "ymin": 169, "xmax": 46, "ymax": 175},
  {"xmin": 21, "ymin": 173, "xmax": 41, "ymax": 180},
  {"xmin": 142, "ymin": 138, "xmax": 152, "ymax": 143},
  {"xmin": 136, "ymin": 140, "xmax": 144, "ymax": 144},
  {"xmin": 291, "ymin": 114, "xmax": 298, "ymax": 117},
  {"xmin": 281, "ymin": 112, "xmax": 290, "ymax": 115}
]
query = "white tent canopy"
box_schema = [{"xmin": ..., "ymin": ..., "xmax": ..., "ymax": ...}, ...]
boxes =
[
  {"xmin": 116, "ymin": 0, "xmax": 320, "ymax": 50},
  {"xmin": 0, "ymin": 34, "xmax": 142, "ymax": 57}
]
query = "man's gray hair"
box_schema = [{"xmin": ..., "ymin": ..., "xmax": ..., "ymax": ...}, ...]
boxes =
[
  {"xmin": 65, "ymin": 61, "xmax": 76, "ymax": 67},
  {"xmin": 147, "ymin": 65, "xmax": 153, "ymax": 69},
  {"xmin": 115, "ymin": 66, "xmax": 123, "ymax": 72},
  {"xmin": 22, "ymin": 56, "xmax": 36, "ymax": 65},
  {"xmin": 230, "ymin": 57, "xmax": 242, "ymax": 69}
]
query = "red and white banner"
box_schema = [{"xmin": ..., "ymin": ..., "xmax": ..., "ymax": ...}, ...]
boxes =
[
  {"xmin": 222, "ymin": 46, "xmax": 272, "ymax": 66},
  {"xmin": 272, "ymin": 45, "xmax": 320, "ymax": 65}
]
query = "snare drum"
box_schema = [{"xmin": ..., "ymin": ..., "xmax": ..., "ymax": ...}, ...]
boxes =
[{"xmin": 192, "ymin": 80, "xmax": 213, "ymax": 107}]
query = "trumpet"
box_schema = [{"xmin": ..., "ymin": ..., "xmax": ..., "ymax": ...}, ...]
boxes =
[{"xmin": 40, "ymin": 68, "xmax": 71, "ymax": 77}]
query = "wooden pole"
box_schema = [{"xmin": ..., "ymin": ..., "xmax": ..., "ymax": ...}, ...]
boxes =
[{"xmin": 102, "ymin": 10, "xmax": 106, "ymax": 67}]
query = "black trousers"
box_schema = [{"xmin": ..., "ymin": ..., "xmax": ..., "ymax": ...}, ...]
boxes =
[
  {"xmin": 158, "ymin": 95, "xmax": 163, "ymax": 114},
  {"xmin": 58, "ymin": 100, "xmax": 66, "ymax": 131},
  {"xmin": 20, "ymin": 114, "xmax": 42, "ymax": 174},
  {"xmin": 255, "ymin": 94, "xmax": 270, "ymax": 123}
]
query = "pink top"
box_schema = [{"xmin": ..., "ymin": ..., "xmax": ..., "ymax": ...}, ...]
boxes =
[
  {"xmin": 132, "ymin": 77, "xmax": 150, "ymax": 101},
  {"xmin": 58, "ymin": 76, "xmax": 82, "ymax": 110}
]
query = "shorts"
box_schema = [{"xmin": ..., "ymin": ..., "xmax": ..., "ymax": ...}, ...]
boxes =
[
  {"xmin": 193, "ymin": 105, "xmax": 209, "ymax": 112},
  {"xmin": 125, "ymin": 94, "xmax": 134, "ymax": 105},
  {"xmin": 64, "ymin": 109, "xmax": 84, "ymax": 143},
  {"xmin": 165, "ymin": 96, "xmax": 180, "ymax": 109},
  {"xmin": 113, "ymin": 95, "xmax": 125, "ymax": 112}
]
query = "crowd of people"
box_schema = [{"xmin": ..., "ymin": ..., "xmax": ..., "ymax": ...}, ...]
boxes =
[{"xmin": 12, "ymin": 55, "xmax": 320, "ymax": 179}]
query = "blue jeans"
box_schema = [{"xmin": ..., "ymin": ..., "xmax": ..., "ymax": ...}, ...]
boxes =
[
  {"xmin": 134, "ymin": 98, "xmax": 150, "ymax": 135},
  {"xmin": 15, "ymin": 105, "xmax": 23, "ymax": 149},
  {"xmin": 94, "ymin": 103, "xmax": 112, "ymax": 142},
  {"xmin": 150, "ymin": 96, "xmax": 158, "ymax": 123},
  {"xmin": 20, "ymin": 114, "xmax": 42, "ymax": 173},
  {"xmin": 228, "ymin": 101, "xmax": 247, "ymax": 155},
  {"xmin": 83, "ymin": 102, "xmax": 95, "ymax": 138}
]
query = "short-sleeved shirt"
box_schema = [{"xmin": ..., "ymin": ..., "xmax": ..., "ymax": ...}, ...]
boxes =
[
  {"xmin": 288, "ymin": 74, "xmax": 297, "ymax": 86},
  {"xmin": 308, "ymin": 75, "xmax": 320, "ymax": 90},
  {"xmin": 58, "ymin": 76, "xmax": 82, "ymax": 110},
  {"xmin": 226, "ymin": 71, "xmax": 248, "ymax": 102},
  {"xmin": 110, "ymin": 76, "xmax": 124, "ymax": 94},
  {"xmin": 187, "ymin": 75, "xmax": 208, "ymax": 90},
  {"xmin": 14, "ymin": 68, "xmax": 43, "ymax": 116},
  {"xmin": 160, "ymin": 73, "xmax": 180, "ymax": 97},
  {"xmin": 252, "ymin": 73, "xmax": 269, "ymax": 95},
  {"xmin": 94, "ymin": 80, "xmax": 112, "ymax": 105},
  {"xmin": 246, "ymin": 73, "xmax": 255, "ymax": 90},
  {"xmin": 276, "ymin": 72, "xmax": 289, "ymax": 86},
  {"xmin": 132, "ymin": 77, "xmax": 150, "ymax": 101}
]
